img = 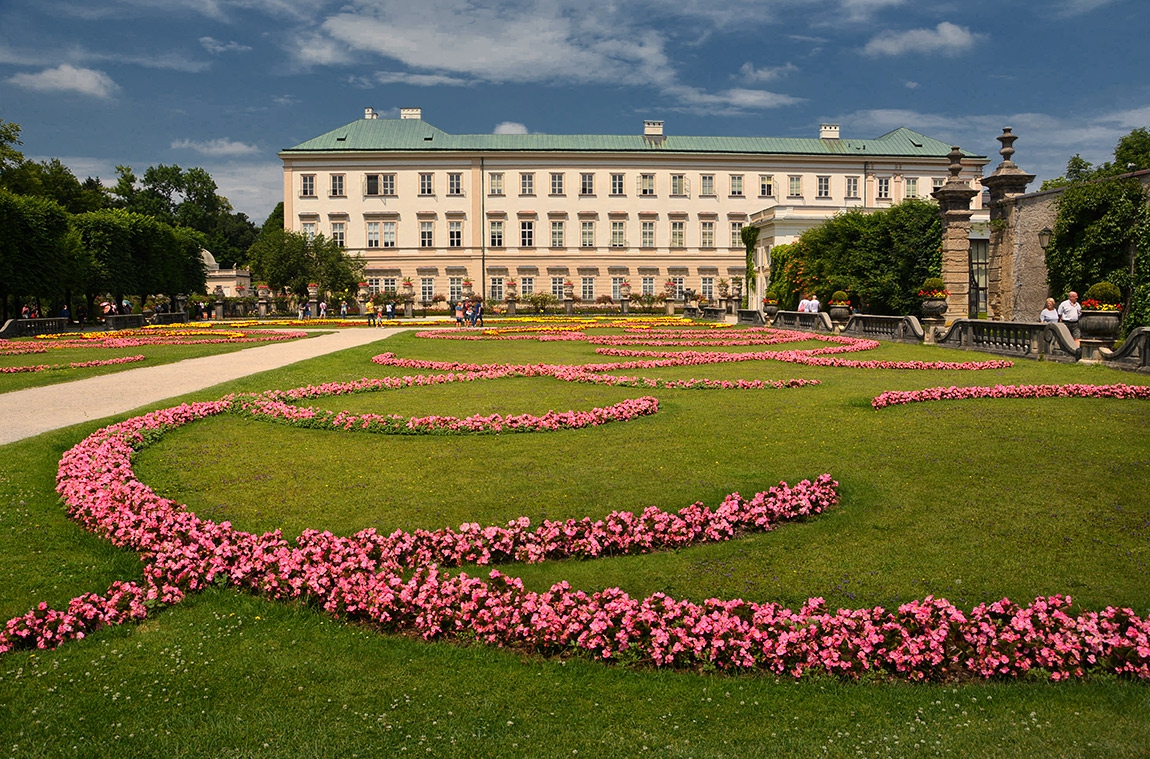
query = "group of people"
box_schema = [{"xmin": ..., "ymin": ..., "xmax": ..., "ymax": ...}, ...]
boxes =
[
  {"xmin": 796, "ymin": 294, "xmax": 821, "ymax": 313},
  {"xmin": 453, "ymin": 300, "xmax": 484, "ymax": 328},
  {"xmin": 1040, "ymin": 291, "xmax": 1083, "ymax": 341}
]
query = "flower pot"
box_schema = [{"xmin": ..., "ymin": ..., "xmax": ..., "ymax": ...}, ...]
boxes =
[
  {"xmin": 829, "ymin": 305, "xmax": 850, "ymax": 322},
  {"xmin": 1079, "ymin": 310, "xmax": 1120, "ymax": 339},
  {"xmin": 763, "ymin": 303, "xmax": 778, "ymax": 318},
  {"xmin": 921, "ymin": 298, "xmax": 948, "ymax": 317},
  {"xmin": 619, "ymin": 285, "xmax": 632, "ymax": 299}
]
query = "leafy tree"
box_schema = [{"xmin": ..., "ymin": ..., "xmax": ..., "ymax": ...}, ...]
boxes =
[
  {"xmin": 247, "ymin": 229, "xmax": 364, "ymax": 299},
  {"xmin": 1114, "ymin": 127, "xmax": 1150, "ymax": 172},
  {"xmin": 0, "ymin": 188, "xmax": 72, "ymax": 320},
  {"xmin": 0, "ymin": 117, "xmax": 23, "ymax": 174},
  {"xmin": 740, "ymin": 224, "xmax": 759, "ymax": 308},
  {"xmin": 767, "ymin": 199, "xmax": 941, "ymax": 315},
  {"xmin": 1, "ymin": 158, "xmax": 110, "ymax": 213}
]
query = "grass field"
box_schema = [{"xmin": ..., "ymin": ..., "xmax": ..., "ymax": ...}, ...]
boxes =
[{"xmin": 1, "ymin": 324, "xmax": 1148, "ymax": 757}]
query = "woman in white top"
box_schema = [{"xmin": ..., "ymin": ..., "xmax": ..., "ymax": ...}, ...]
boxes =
[{"xmin": 1039, "ymin": 297, "xmax": 1059, "ymax": 323}]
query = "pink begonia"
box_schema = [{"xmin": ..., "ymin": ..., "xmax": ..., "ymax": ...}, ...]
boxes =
[
  {"xmin": 0, "ymin": 355, "xmax": 146, "ymax": 374},
  {"xmin": 3, "ymin": 327, "xmax": 1147, "ymax": 682},
  {"xmin": 872, "ymin": 383, "xmax": 1150, "ymax": 408}
]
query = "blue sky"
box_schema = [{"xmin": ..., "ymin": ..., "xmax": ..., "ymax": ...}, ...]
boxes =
[{"xmin": 2, "ymin": 0, "xmax": 1147, "ymax": 224}]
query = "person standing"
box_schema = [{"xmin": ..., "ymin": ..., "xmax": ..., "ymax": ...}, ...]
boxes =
[
  {"xmin": 475, "ymin": 299, "xmax": 484, "ymax": 327},
  {"xmin": 807, "ymin": 294, "xmax": 821, "ymax": 313},
  {"xmin": 1039, "ymin": 298, "xmax": 1059, "ymax": 323},
  {"xmin": 797, "ymin": 294, "xmax": 811, "ymax": 313},
  {"xmin": 454, "ymin": 301, "xmax": 464, "ymax": 328},
  {"xmin": 1057, "ymin": 291, "xmax": 1082, "ymax": 341},
  {"xmin": 340, "ymin": 300, "xmax": 348, "ymax": 318}
]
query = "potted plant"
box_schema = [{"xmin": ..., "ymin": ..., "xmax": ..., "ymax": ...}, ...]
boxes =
[
  {"xmin": 1079, "ymin": 281, "xmax": 1122, "ymax": 339},
  {"xmin": 828, "ymin": 290, "xmax": 851, "ymax": 322},
  {"xmin": 462, "ymin": 278, "xmax": 474, "ymax": 297},
  {"xmin": 918, "ymin": 277, "xmax": 949, "ymax": 317},
  {"xmin": 664, "ymin": 279, "xmax": 678, "ymax": 297},
  {"xmin": 401, "ymin": 276, "xmax": 414, "ymax": 295},
  {"xmin": 761, "ymin": 295, "xmax": 778, "ymax": 318},
  {"xmin": 717, "ymin": 278, "xmax": 730, "ymax": 298}
]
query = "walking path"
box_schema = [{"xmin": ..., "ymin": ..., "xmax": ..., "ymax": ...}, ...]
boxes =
[{"xmin": 0, "ymin": 327, "xmax": 404, "ymax": 446}]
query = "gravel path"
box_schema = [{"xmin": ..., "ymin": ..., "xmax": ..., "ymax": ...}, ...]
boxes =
[{"xmin": 0, "ymin": 327, "xmax": 403, "ymax": 445}]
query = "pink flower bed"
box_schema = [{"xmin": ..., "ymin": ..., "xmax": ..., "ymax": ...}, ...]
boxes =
[
  {"xmin": 2, "ymin": 399, "xmax": 1147, "ymax": 682},
  {"xmin": 872, "ymin": 383, "xmax": 1150, "ymax": 408},
  {"xmin": 0, "ymin": 329, "xmax": 306, "ymax": 356},
  {"xmin": 0, "ymin": 355, "xmax": 146, "ymax": 373}
]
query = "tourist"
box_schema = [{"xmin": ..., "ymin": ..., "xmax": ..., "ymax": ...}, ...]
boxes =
[
  {"xmin": 1057, "ymin": 291, "xmax": 1082, "ymax": 341},
  {"xmin": 1039, "ymin": 298, "xmax": 1059, "ymax": 323},
  {"xmin": 807, "ymin": 294, "xmax": 821, "ymax": 313},
  {"xmin": 59, "ymin": 304, "xmax": 70, "ymax": 321},
  {"xmin": 20, "ymin": 304, "xmax": 30, "ymax": 319},
  {"xmin": 377, "ymin": 305, "xmax": 385, "ymax": 326},
  {"xmin": 340, "ymin": 300, "xmax": 347, "ymax": 318},
  {"xmin": 465, "ymin": 302, "xmax": 474, "ymax": 326},
  {"xmin": 385, "ymin": 301, "xmax": 394, "ymax": 320},
  {"xmin": 297, "ymin": 303, "xmax": 305, "ymax": 320},
  {"xmin": 454, "ymin": 301, "xmax": 464, "ymax": 328},
  {"xmin": 797, "ymin": 294, "xmax": 811, "ymax": 313},
  {"xmin": 475, "ymin": 299, "xmax": 484, "ymax": 327},
  {"xmin": 365, "ymin": 304, "xmax": 376, "ymax": 326},
  {"xmin": 319, "ymin": 300, "xmax": 327, "ymax": 318}
]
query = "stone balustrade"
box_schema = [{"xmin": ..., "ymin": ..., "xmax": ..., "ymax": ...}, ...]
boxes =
[
  {"xmin": 0, "ymin": 317, "xmax": 70, "ymax": 339},
  {"xmin": 1099, "ymin": 327, "xmax": 1150, "ymax": 373},
  {"xmin": 771, "ymin": 311, "xmax": 834, "ymax": 332},
  {"xmin": 841, "ymin": 314, "xmax": 924, "ymax": 344},
  {"xmin": 933, "ymin": 319, "xmax": 1080, "ymax": 362}
]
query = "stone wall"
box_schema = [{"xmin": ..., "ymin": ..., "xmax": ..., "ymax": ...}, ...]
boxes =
[{"xmin": 1000, "ymin": 190, "xmax": 1058, "ymax": 322}]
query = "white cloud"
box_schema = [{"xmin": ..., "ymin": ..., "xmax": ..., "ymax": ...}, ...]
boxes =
[
  {"xmin": 739, "ymin": 62, "xmax": 798, "ymax": 83},
  {"xmin": 373, "ymin": 71, "xmax": 469, "ymax": 86},
  {"xmin": 493, "ymin": 122, "xmax": 529, "ymax": 135},
  {"xmin": 904, "ymin": 81, "xmax": 919, "ymax": 89},
  {"xmin": 839, "ymin": 0, "xmax": 909, "ymax": 22},
  {"xmin": 1053, "ymin": 0, "xmax": 1122, "ymax": 16},
  {"xmin": 664, "ymin": 85, "xmax": 804, "ymax": 115},
  {"xmin": 171, "ymin": 138, "xmax": 260, "ymax": 157},
  {"xmin": 199, "ymin": 37, "xmax": 252, "ymax": 55},
  {"xmin": 203, "ymin": 161, "xmax": 284, "ymax": 222},
  {"xmin": 863, "ymin": 22, "xmax": 981, "ymax": 57},
  {"xmin": 8, "ymin": 64, "xmax": 120, "ymax": 98}
]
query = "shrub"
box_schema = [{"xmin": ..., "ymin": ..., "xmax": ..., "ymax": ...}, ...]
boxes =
[
  {"xmin": 921, "ymin": 277, "xmax": 946, "ymax": 292},
  {"xmin": 830, "ymin": 290, "xmax": 849, "ymax": 305},
  {"xmin": 1084, "ymin": 281, "xmax": 1122, "ymax": 304}
]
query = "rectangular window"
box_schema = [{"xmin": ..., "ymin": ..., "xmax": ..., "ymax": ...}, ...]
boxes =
[
  {"xmin": 933, "ymin": 177, "xmax": 945, "ymax": 191},
  {"xmin": 382, "ymin": 277, "xmax": 397, "ymax": 294},
  {"xmin": 420, "ymin": 221, "xmax": 433, "ymax": 247},
  {"xmin": 671, "ymin": 174, "xmax": 686, "ymax": 196},
  {"xmin": 759, "ymin": 174, "xmax": 773, "ymax": 197},
  {"xmin": 581, "ymin": 173, "xmax": 595, "ymax": 195},
  {"xmin": 489, "ymin": 172, "xmax": 504, "ymax": 195},
  {"xmin": 611, "ymin": 277, "xmax": 625, "ymax": 300},
  {"xmin": 520, "ymin": 220, "xmax": 534, "ymax": 248},
  {"xmin": 788, "ymin": 175, "xmax": 802, "ymax": 197},
  {"xmin": 365, "ymin": 174, "xmax": 379, "ymax": 196},
  {"xmin": 366, "ymin": 221, "xmax": 380, "ymax": 248},
  {"xmin": 670, "ymin": 221, "xmax": 685, "ymax": 248},
  {"xmin": 381, "ymin": 174, "xmax": 395, "ymax": 196},
  {"xmin": 550, "ymin": 172, "xmax": 564, "ymax": 195},
  {"xmin": 730, "ymin": 221, "xmax": 744, "ymax": 247},
  {"xmin": 581, "ymin": 221, "xmax": 595, "ymax": 248},
  {"xmin": 700, "ymin": 220, "xmax": 714, "ymax": 248},
  {"xmin": 419, "ymin": 173, "xmax": 433, "ymax": 196},
  {"xmin": 551, "ymin": 220, "xmax": 565, "ymax": 247},
  {"xmin": 639, "ymin": 173, "xmax": 655, "ymax": 196},
  {"xmin": 641, "ymin": 220, "xmax": 655, "ymax": 248},
  {"xmin": 449, "ymin": 277, "xmax": 462, "ymax": 301},
  {"xmin": 448, "ymin": 220, "xmax": 462, "ymax": 248},
  {"xmin": 877, "ymin": 177, "xmax": 891, "ymax": 199},
  {"xmin": 330, "ymin": 174, "xmax": 345, "ymax": 197},
  {"xmin": 611, "ymin": 221, "xmax": 625, "ymax": 247},
  {"xmin": 489, "ymin": 220, "xmax": 504, "ymax": 247},
  {"xmin": 421, "ymin": 278, "xmax": 434, "ymax": 302},
  {"xmin": 700, "ymin": 174, "xmax": 715, "ymax": 196},
  {"xmin": 730, "ymin": 175, "xmax": 744, "ymax": 197},
  {"xmin": 520, "ymin": 172, "xmax": 534, "ymax": 196},
  {"xmin": 610, "ymin": 173, "xmax": 624, "ymax": 195},
  {"xmin": 490, "ymin": 277, "xmax": 503, "ymax": 301},
  {"xmin": 331, "ymin": 221, "xmax": 345, "ymax": 246},
  {"xmin": 301, "ymin": 221, "xmax": 316, "ymax": 239},
  {"xmin": 905, "ymin": 177, "xmax": 918, "ymax": 198},
  {"xmin": 551, "ymin": 277, "xmax": 565, "ymax": 297},
  {"xmin": 520, "ymin": 276, "xmax": 534, "ymax": 295},
  {"xmin": 701, "ymin": 277, "xmax": 714, "ymax": 300},
  {"xmin": 382, "ymin": 221, "xmax": 396, "ymax": 248},
  {"xmin": 846, "ymin": 176, "xmax": 859, "ymax": 198},
  {"xmin": 367, "ymin": 277, "xmax": 380, "ymax": 294},
  {"xmin": 671, "ymin": 276, "xmax": 685, "ymax": 298},
  {"xmin": 301, "ymin": 175, "xmax": 315, "ymax": 197},
  {"xmin": 817, "ymin": 176, "xmax": 830, "ymax": 198},
  {"xmin": 447, "ymin": 173, "xmax": 462, "ymax": 196},
  {"xmin": 581, "ymin": 277, "xmax": 595, "ymax": 301},
  {"xmin": 641, "ymin": 276, "xmax": 655, "ymax": 296}
]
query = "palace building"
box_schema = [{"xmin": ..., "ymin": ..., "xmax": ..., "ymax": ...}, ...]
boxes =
[{"xmin": 280, "ymin": 107, "xmax": 989, "ymax": 303}]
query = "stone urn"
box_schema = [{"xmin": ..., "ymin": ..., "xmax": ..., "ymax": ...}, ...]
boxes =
[
  {"xmin": 921, "ymin": 298, "xmax": 948, "ymax": 318},
  {"xmin": 563, "ymin": 281, "xmax": 575, "ymax": 300},
  {"xmin": 402, "ymin": 281, "xmax": 414, "ymax": 298},
  {"xmin": 717, "ymin": 281, "xmax": 730, "ymax": 299},
  {"xmin": 829, "ymin": 305, "xmax": 851, "ymax": 323},
  {"xmin": 256, "ymin": 284, "xmax": 271, "ymax": 299},
  {"xmin": 762, "ymin": 301, "xmax": 779, "ymax": 318},
  {"xmin": 462, "ymin": 281, "xmax": 474, "ymax": 298},
  {"xmin": 619, "ymin": 283, "xmax": 632, "ymax": 299},
  {"xmin": 1079, "ymin": 310, "xmax": 1121, "ymax": 339}
]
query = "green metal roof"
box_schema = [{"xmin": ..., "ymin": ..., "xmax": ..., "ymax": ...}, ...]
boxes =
[{"xmin": 282, "ymin": 119, "xmax": 985, "ymax": 159}]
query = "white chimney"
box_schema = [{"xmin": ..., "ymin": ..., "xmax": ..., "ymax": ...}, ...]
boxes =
[
  {"xmin": 401, "ymin": 107, "xmax": 423, "ymax": 120},
  {"xmin": 364, "ymin": 107, "xmax": 378, "ymax": 120},
  {"xmin": 820, "ymin": 124, "xmax": 840, "ymax": 140},
  {"xmin": 644, "ymin": 120, "xmax": 664, "ymax": 137}
]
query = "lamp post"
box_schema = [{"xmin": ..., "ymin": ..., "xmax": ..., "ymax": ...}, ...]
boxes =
[{"xmin": 1038, "ymin": 227, "xmax": 1053, "ymax": 253}]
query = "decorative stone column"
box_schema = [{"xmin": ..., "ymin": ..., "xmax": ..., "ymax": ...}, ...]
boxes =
[
  {"xmin": 506, "ymin": 295, "xmax": 517, "ymax": 317},
  {"xmin": 213, "ymin": 286, "xmax": 225, "ymax": 320},
  {"xmin": 619, "ymin": 283, "xmax": 631, "ymax": 316},
  {"xmin": 980, "ymin": 128, "xmax": 1035, "ymax": 321},
  {"xmin": 931, "ymin": 147, "xmax": 979, "ymax": 323},
  {"xmin": 257, "ymin": 284, "xmax": 270, "ymax": 318},
  {"xmin": 563, "ymin": 280, "xmax": 575, "ymax": 316},
  {"xmin": 176, "ymin": 293, "xmax": 187, "ymax": 316},
  {"xmin": 307, "ymin": 283, "xmax": 319, "ymax": 319},
  {"xmin": 731, "ymin": 278, "xmax": 743, "ymax": 314},
  {"xmin": 357, "ymin": 282, "xmax": 370, "ymax": 317}
]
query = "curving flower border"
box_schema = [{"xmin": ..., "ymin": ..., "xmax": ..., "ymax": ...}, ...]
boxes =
[
  {"xmin": 0, "ymin": 355, "xmax": 146, "ymax": 374},
  {"xmin": 872, "ymin": 383, "xmax": 1150, "ymax": 409}
]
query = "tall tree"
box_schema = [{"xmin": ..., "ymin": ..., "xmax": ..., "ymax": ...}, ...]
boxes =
[{"xmin": 0, "ymin": 117, "xmax": 23, "ymax": 174}]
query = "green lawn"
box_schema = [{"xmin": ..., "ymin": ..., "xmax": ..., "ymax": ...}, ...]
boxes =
[{"xmin": 2, "ymin": 325, "xmax": 1148, "ymax": 757}]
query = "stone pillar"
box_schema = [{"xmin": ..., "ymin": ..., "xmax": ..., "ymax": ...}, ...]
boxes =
[
  {"xmin": 564, "ymin": 298, "xmax": 575, "ymax": 316},
  {"xmin": 506, "ymin": 297, "xmax": 517, "ymax": 317},
  {"xmin": 176, "ymin": 293, "xmax": 187, "ymax": 316},
  {"xmin": 932, "ymin": 147, "xmax": 979, "ymax": 323},
  {"xmin": 619, "ymin": 297, "xmax": 630, "ymax": 315},
  {"xmin": 213, "ymin": 286, "xmax": 225, "ymax": 320},
  {"xmin": 307, "ymin": 284, "xmax": 319, "ymax": 319},
  {"xmin": 980, "ymin": 128, "xmax": 1035, "ymax": 321},
  {"xmin": 257, "ymin": 284, "xmax": 270, "ymax": 318},
  {"xmin": 403, "ymin": 298, "xmax": 414, "ymax": 318}
]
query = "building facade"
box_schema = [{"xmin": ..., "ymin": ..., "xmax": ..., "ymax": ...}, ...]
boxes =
[{"xmin": 280, "ymin": 107, "xmax": 989, "ymax": 303}]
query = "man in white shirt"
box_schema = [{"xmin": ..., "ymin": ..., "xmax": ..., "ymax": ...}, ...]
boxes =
[
  {"xmin": 1057, "ymin": 291, "xmax": 1082, "ymax": 341},
  {"xmin": 807, "ymin": 295, "xmax": 821, "ymax": 313}
]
